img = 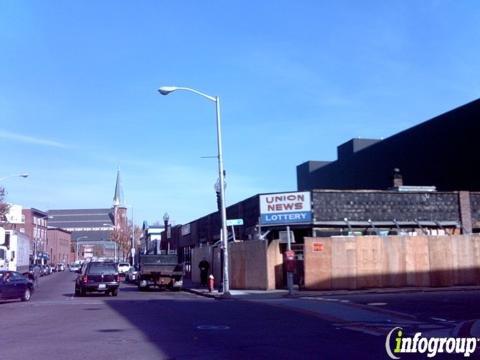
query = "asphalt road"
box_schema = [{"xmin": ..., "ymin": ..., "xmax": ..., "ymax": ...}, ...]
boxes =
[
  {"xmin": 1, "ymin": 271, "xmax": 479, "ymax": 359},
  {"xmin": 324, "ymin": 290, "xmax": 480, "ymax": 323},
  {"xmin": 0, "ymin": 271, "xmax": 388, "ymax": 360}
]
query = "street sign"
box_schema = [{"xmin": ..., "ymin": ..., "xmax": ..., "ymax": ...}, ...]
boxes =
[{"xmin": 226, "ymin": 219, "xmax": 244, "ymax": 226}]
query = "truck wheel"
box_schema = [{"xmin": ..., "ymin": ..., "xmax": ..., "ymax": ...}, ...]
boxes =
[{"xmin": 21, "ymin": 288, "xmax": 31, "ymax": 302}]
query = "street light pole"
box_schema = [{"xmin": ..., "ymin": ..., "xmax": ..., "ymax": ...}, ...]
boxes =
[
  {"xmin": 163, "ymin": 212, "xmax": 170, "ymax": 254},
  {"xmin": 158, "ymin": 86, "xmax": 230, "ymax": 296},
  {"xmin": 131, "ymin": 207, "xmax": 135, "ymax": 266}
]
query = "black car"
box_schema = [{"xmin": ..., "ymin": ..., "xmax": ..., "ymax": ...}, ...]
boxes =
[
  {"xmin": 0, "ymin": 271, "xmax": 34, "ymax": 302},
  {"xmin": 74, "ymin": 262, "xmax": 120, "ymax": 297}
]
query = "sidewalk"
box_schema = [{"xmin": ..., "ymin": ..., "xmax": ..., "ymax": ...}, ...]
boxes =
[
  {"xmin": 182, "ymin": 279, "xmax": 480, "ymax": 300},
  {"xmin": 182, "ymin": 280, "xmax": 480, "ymax": 337}
]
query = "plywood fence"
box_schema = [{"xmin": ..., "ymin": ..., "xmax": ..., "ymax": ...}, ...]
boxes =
[{"xmin": 304, "ymin": 235, "xmax": 480, "ymax": 290}]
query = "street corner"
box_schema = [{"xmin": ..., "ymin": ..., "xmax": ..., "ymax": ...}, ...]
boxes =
[{"xmin": 182, "ymin": 287, "xmax": 223, "ymax": 299}]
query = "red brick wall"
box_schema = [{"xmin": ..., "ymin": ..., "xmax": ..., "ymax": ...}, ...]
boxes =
[{"xmin": 47, "ymin": 228, "xmax": 72, "ymax": 264}]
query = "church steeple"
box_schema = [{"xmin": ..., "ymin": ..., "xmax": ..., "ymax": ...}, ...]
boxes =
[{"xmin": 113, "ymin": 169, "xmax": 124, "ymax": 207}]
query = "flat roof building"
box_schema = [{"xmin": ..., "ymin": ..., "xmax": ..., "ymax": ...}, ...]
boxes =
[{"xmin": 297, "ymin": 98, "xmax": 480, "ymax": 192}]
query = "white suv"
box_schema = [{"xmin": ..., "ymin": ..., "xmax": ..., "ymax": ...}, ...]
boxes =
[{"xmin": 117, "ymin": 262, "xmax": 131, "ymax": 274}]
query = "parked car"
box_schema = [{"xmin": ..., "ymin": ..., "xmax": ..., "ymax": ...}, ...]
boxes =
[
  {"xmin": 39, "ymin": 264, "xmax": 48, "ymax": 276},
  {"xmin": 56, "ymin": 263, "xmax": 65, "ymax": 272},
  {"xmin": 50, "ymin": 264, "xmax": 57, "ymax": 272},
  {"xmin": 74, "ymin": 262, "xmax": 120, "ymax": 297},
  {"xmin": 125, "ymin": 267, "xmax": 138, "ymax": 283},
  {"xmin": 117, "ymin": 262, "xmax": 131, "ymax": 275},
  {"xmin": 69, "ymin": 263, "xmax": 81, "ymax": 272},
  {"xmin": 43, "ymin": 264, "xmax": 52, "ymax": 275},
  {"xmin": 0, "ymin": 270, "xmax": 34, "ymax": 302}
]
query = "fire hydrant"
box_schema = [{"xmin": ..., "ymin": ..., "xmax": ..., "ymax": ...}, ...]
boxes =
[{"xmin": 208, "ymin": 274, "xmax": 215, "ymax": 293}]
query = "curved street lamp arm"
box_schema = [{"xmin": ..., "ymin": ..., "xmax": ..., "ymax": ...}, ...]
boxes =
[
  {"xmin": 0, "ymin": 173, "xmax": 29, "ymax": 182},
  {"xmin": 169, "ymin": 87, "xmax": 217, "ymax": 102}
]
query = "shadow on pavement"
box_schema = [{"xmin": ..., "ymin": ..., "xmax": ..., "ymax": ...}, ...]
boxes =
[{"xmin": 101, "ymin": 297, "xmax": 385, "ymax": 359}]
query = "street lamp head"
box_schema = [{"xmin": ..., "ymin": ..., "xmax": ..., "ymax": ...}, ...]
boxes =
[
  {"xmin": 163, "ymin": 212, "xmax": 170, "ymax": 222},
  {"xmin": 158, "ymin": 86, "xmax": 178, "ymax": 96}
]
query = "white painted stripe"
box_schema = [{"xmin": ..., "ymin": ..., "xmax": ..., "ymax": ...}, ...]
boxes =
[{"xmin": 367, "ymin": 302, "xmax": 387, "ymax": 306}]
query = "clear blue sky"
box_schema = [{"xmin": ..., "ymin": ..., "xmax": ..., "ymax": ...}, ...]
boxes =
[{"xmin": 1, "ymin": 1, "xmax": 479, "ymax": 225}]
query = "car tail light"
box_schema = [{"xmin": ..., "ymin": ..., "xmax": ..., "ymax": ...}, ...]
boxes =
[
  {"xmin": 115, "ymin": 275, "xmax": 119, "ymax": 282},
  {"xmin": 82, "ymin": 275, "xmax": 88, "ymax": 284}
]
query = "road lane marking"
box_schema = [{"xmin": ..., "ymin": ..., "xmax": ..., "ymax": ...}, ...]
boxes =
[
  {"xmin": 367, "ymin": 302, "xmax": 387, "ymax": 306},
  {"xmin": 431, "ymin": 317, "xmax": 448, "ymax": 322},
  {"xmin": 196, "ymin": 325, "xmax": 230, "ymax": 330}
]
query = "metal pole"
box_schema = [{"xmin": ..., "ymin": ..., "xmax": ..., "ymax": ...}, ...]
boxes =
[
  {"xmin": 286, "ymin": 225, "xmax": 293, "ymax": 295},
  {"xmin": 131, "ymin": 207, "xmax": 135, "ymax": 267},
  {"xmin": 216, "ymin": 96, "xmax": 230, "ymax": 296},
  {"xmin": 258, "ymin": 217, "xmax": 262, "ymax": 240}
]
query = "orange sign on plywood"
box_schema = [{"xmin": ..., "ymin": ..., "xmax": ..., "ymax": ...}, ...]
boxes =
[{"xmin": 312, "ymin": 242, "xmax": 324, "ymax": 252}]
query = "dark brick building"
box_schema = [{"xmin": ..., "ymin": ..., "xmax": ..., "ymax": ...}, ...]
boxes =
[
  {"xmin": 311, "ymin": 189, "xmax": 479, "ymax": 236},
  {"xmin": 175, "ymin": 189, "xmax": 480, "ymax": 254},
  {"xmin": 297, "ymin": 98, "xmax": 480, "ymax": 192}
]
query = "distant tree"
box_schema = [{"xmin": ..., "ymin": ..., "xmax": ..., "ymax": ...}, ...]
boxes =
[
  {"xmin": 110, "ymin": 227, "xmax": 129, "ymax": 260},
  {"xmin": 111, "ymin": 221, "xmax": 145, "ymax": 259},
  {"xmin": 0, "ymin": 187, "xmax": 9, "ymax": 222}
]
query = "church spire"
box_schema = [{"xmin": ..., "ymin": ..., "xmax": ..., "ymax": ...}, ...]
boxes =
[{"xmin": 113, "ymin": 169, "xmax": 124, "ymax": 207}]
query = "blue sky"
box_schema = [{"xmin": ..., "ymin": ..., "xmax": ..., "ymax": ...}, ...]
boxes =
[{"xmin": 1, "ymin": 1, "xmax": 479, "ymax": 225}]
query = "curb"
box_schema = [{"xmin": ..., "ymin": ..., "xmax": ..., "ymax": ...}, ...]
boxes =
[
  {"xmin": 183, "ymin": 285, "xmax": 480, "ymax": 300},
  {"xmin": 182, "ymin": 288, "xmax": 224, "ymax": 299},
  {"xmin": 290, "ymin": 285, "xmax": 480, "ymax": 298}
]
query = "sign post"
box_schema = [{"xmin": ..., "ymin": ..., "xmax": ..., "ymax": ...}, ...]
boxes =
[
  {"xmin": 286, "ymin": 225, "xmax": 294, "ymax": 295},
  {"xmin": 226, "ymin": 219, "xmax": 243, "ymax": 242}
]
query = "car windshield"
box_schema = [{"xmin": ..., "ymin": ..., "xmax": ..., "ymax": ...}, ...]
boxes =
[
  {"xmin": 119, "ymin": 263, "xmax": 129, "ymax": 267},
  {"xmin": 88, "ymin": 263, "xmax": 117, "ymax": 275}
]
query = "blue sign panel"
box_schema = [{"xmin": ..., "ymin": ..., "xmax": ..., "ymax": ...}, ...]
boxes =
[{"xmin": 260, "ymin": 211, "xmax": 312, "ymax": 225}]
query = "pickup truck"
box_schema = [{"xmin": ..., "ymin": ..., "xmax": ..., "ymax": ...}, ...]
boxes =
[{"xmin": 137, "ymin": 254, "xmax": 183, "ymax": 291}]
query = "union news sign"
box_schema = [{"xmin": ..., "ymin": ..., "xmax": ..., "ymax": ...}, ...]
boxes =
[{"xmin": 259, "ymin": 191, "xmax": 312, "ymax": 225}]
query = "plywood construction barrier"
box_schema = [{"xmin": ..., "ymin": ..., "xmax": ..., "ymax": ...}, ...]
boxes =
[
  {"xmin": 304, "ymin": 235, "xmax": 480, "ymax": 290},
  {"xmin": 192, "ymin": 240, "xmax": 279, "ymax": 290},
  {"xmin": 191, "ymin": 246, "xmax": 213, "ymax": 284}
]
